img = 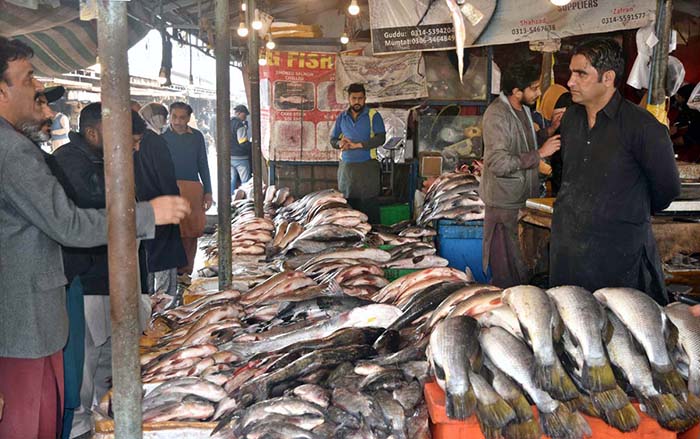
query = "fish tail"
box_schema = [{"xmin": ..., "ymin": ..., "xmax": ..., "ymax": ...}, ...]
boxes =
[
  {"xmin": 589, "ymin": 385, "xmax": 632, "ymax": 412},
  {"xmin": 541, "ymin": 359, "xmax": 581, "ymax": 402},
  {"xmin": 651, "ymin": 365, "xmax": 688, "ymax": 397},
  {"xmin": 601, "ymin": 402, "xmax": 640, "ymax": 432},
  {"xmin": 445, "ymin": 387, "xmax": 477, "ymax": 420},
  {"xmin": 576, "ymin": 394, "xmax": 603, "ymax": 418},
  {"xmin": 539, "ymin": 403, "xmax": 591, "ymax": 439},
  {"xmin": 582, "ymin": 361, "xmax": 617, "ymax": 392},
  {"xmin": 475, "ymin": 396, "xmax": 517, "ymax": 429},
  {"xmin": 502, "ymin": 418, "xmax": 541, "ymax": 439},
  {"xmin": 641, "ymin": 393, "xmax": 693, "ymax": 431},
  {"xmin": 684, "ymin": 392, "xmax": 700, "ymax": 419},
  {"xmin": 507, "ymin": 393, "xmax": 536, "ymax": 422}
]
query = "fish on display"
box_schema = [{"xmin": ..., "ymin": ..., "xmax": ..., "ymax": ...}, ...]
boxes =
[{"xmin": 665, "ymin": 302, "xmax": 700, "ymax": 396}]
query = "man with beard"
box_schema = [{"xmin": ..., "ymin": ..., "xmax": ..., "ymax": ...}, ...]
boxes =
[
  {"xmin": 479, "ymin": 59, "xmax": 561, "ymax": 288},
  {"xmin": 330, "ymin": 83, "xmax": 386, "ymax": 222},
  {"xmin": 0, "ymin": 37, "xmax": 189, "ymax": 439},
  {"xmin": 550, "ymin": 38, "xmax": 680, "ymax": 304}
]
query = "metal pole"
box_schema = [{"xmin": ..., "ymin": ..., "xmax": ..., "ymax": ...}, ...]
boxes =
[
  {"xmin": 215, "ymin": 0, "xmax": 233, "ymax": 289},
  {"xmin": 96, "ymin": 2, "xmax": 141, "ymax": 438},
  {"xmin": 247, "ymin": 0, "xmax": 264, "ymax": 218},
  {"xmin": 648, "ymin": 0, "xmax": 672, "ymax": 119}
]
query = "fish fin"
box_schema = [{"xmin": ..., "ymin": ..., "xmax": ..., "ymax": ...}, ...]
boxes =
[
  {"xmin": 324, "ymin": 279, "xmax": 345, "ymax": 297},
  {"xmin": 577, "ymin": 394, "xmax": 603, "ymax": 418},
  {"xmin": 549, "ymin": 358, "xmax": 581, "ymax": 402},
  {"xmin": 506, "ymin": 393, "xmax": 535, "ymax": 423},
  {"xmin": 590, "ymin": 385, "xmax": 632, "ymax": 412},
  {"xmin": 582, "ymin": 360, "xmax": 617, "ymax": 392},
  {"xmin": 665, "ymin": 319, "xmax": 679, "ymax": 353},
  {"xmin": 641, "ymin": 393, "xmax": 690, "ymax": 430},
  {"xmin": 445, "ymin": 387, "xmax": 477, "ymax": 420},
  {"xmin": 539, "ymin": 403, "xmax": 591, "ymax": 439},
  {"xmin": 684, "ymin": 392, "xmax": 700, "ymax": 418},
  {"xmin": 502, "ymin": 418, "xmax": 541, "ymax": 439},
  {"xmin": 475, "ymin": 396, "xmax": 517, "ymax": 429},
  {"xmin": 651, "ymin": 365, "xmax": 688, "ymax": 397},
  {"xmin": 211, "ymin": 410, "xmax": 238, "ymax": 436},
  {"xmin": 601, "ymin": 402, "xmax": 640, "ymax": 432}
]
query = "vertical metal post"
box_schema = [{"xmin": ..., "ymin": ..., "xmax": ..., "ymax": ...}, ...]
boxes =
[
  {"xmin": 649, "ymin": 0, "xmax": 673, "ymax": 108},
  {"xmin": 247, "ymin": 0, "xmax": 264, "ymax": 218},
  {"xmin": 96, "ymin": 2, "xmax": 141, "ymax": 438},
  {"xmin": 216, "ymin": 0, "xmax": 232, "ymax": 288}
]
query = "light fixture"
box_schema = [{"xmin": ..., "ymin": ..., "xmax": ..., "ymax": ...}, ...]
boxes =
[
  {"xmin": 252, "ymin": 9, "xmax": 263, "ymax": 30},
  {"xmin": 258, "ymin": 52, "xmax": 268, "ymax": 66},
  {"xmin": 158, "ymin": 67, "xmax": 171, "ymax": 86},
  {"xmin": 237, "ymin": 22, "xmax": 249, "ymax": 37},
  {"xmin": 241, "ymin": 2, "xmax": 246, "ymax": 11},
  {"xmin": 348, "ymin": 0, "xmax": 360, "ymax": 15},
  {"xmin": 550, "ymin": 0, "xmax": 571, "ymax": 5},
  {"xmin": 265, "ymin": 34, "xmax": 276, "ymax": 50},
  {"xmin": 340, "ymin": 33, "xmax": 349, "ymax": 45}
]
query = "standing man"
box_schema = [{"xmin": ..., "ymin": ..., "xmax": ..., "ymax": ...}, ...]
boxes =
[
  {"xmin": 550, "ymin": 38, "xmax": 680, "ymax": 304},
  {"xmin": 330, "ymin": 83, "xmax": 386, "ymax": 222},
  {"xmin": 163, "ymin": 102, "xmax": 213, "ymax": 283},
  {"xmin": 0, "ymin": 37, "xmax": 189, "ymax": 439},
  {"xmin": 230, "ymin": 104, "xmax": 252, "ymax": 193},
  {"xmin": 480, "ymin": 60, "xmax": 561, "ymax": 288},
  {"xmin": 133, "ymin": 108, "xmax": 187, "ymax": 297}
]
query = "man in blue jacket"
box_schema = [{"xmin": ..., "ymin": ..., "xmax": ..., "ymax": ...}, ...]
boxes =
[
  {"xmin": 330, "ymin": 83, "xmax": 386, "ymax": 222},
  {"xmin": 230, "ymin": 104, "xmax": 252, "ymax": 193}
]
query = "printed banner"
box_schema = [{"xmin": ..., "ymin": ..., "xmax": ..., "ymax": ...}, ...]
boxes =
[
  {"xmin": 260, "ymin": 50, "xmax": 355, "ymax": 162},
  {"xmin": 369, "ymin": 0, "xmax": 656, "ymax": 54},
  {"xmin": 335, "ymin": 52, "xmax": 428, "ymax": 103}
]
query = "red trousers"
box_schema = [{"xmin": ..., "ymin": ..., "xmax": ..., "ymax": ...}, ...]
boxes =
[{"xmin": 0, "ymin": 351, "xmax": 64, "ymax": 439}]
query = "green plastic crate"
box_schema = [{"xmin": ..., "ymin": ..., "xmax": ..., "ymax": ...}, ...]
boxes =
[
  {"xmin": 384, "ymin": 268, "xmax": 421, "ymax": 282},
  {"xmin": 378, "ymin": 244, "xmax": 395, "ymax": 251},
  {"xmin": 380, "ymin": 203, "xmax": 410, "ymax": 226}
]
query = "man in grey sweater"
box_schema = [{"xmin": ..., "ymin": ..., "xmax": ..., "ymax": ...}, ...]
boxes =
[
  {"xmin": 0, "ymin": 37, "xmax": 189, "ymax": 438},
  {"xmin": 480, "ymin": 59, "xmax": 560, "ymax": 288}
]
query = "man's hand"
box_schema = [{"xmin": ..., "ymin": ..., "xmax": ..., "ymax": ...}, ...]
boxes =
[
  {"xmin": 538, "ymin": 134, "xmax": 561, "ymax": 158},
  {"xmin": 691, "ymin": 304, "xmax": 700, "ymax": 317},
  {"xmin": 339, "ymin": 138, "xmax": 361, "ymax": 151},
  {"xmin": 149, "ymin": 196, "xmax": 191, "ymax": 225},
  {"xmin": 546, "ymin": 109, "xmax": 565, "ymax": 136},
  {"xmin": 203, "ymin": 193, "xmax": 213, "ymax": 210}
]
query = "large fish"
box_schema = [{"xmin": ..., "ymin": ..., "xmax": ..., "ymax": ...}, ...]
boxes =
[
  {"xmin": 468, "ymin": 369, "xmax": 517, "ymax": 439},
  {"xmin": 502, "ymin": 286, "xmax": 579, "ymax": 402},
  {"xmin": 429, "ymin": 316, "xmax": 481, "ymax": 419},
  {"xmin": 605, "ymin": 310, "xmax": 695, "ymax": 431},
  {"xmin": 665, "ymin": 302, "xmax": 700, "ymax": 396},
  {"xmin": 594, "ymin": 288, "xmax": 687, "ymax": 398},
  {"xmin": 480, "ymin": 326, "xmax": 591, "ymax": 439},
  {"xmin": 220, "ymin": 304, "xmax": 400, "ymax": 358}
]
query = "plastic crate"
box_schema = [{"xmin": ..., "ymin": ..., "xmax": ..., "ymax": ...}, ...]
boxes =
[
  {"xmin": 379, "ymin": 203, "xmax": 410, "ymax": 226},
  {"xmin": 424, "ymin": 381, "xmax": 678, "ymax": 439},
  {"xmin": 378, "ymin": 244, "xmax": 395, "ymax": 251},
  {"xmin": 383, "ymin": 268, "xmax": 421, "ymax": 282},
  {"xmin": 435, "ymin": 220, "xmax": 489, "ymax": 283}
]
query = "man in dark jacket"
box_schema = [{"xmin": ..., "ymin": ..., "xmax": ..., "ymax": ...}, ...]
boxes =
[
  {"xmin": 550, "ymin": 38, "xmax": 681, "ymax": 304},
  {"xmin": 132, "ymin": 110, "xmax": 187, "ymax": 296},
  {"xmin": 230, "ymin": 104, "xmax": 251, "ymax": 193},
  {"xmin": 52, "ymin": 103, "xmax": 153, "ymax": 437}
]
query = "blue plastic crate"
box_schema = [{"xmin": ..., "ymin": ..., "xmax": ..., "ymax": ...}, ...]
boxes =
[{"xmin": 435, "ymin": 220, "xmax": 490, "ymax": 283}]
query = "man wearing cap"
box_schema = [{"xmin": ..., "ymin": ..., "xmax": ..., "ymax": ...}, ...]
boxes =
[
  {"xmin": 0, "ymin": 37, "xmax": 190, "ymax": 438},
  {"xmin": 42, "ymin": 85, "xmax": 71, "ymax": 152},
  {"xmin": 230, "ymin": 104, "xmax": 252, "ymax": 193}
]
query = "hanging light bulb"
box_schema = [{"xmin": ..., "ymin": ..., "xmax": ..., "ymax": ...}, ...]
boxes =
[
  {"xmin": 252, "ymin": 9, "xmax": 263, "ymax": 30},
  {"xmin": 265, "ymin": 34, "xmax": 276, "ymax": 50},
  {"xmin": 550, "ymin": 0, "xmax": 571, "ymax": 5},
  {"xmin": 241, "ymin": 2, "xmax": 246, "ymax": 11},
  {"xmin": 348, "ymin": 0, "xmax": 360, "ymax": 15},
  {"xmin": 340, "ymin": 33, "xmax": 349, "ymax": 45},
  {"xmin": 258, "ymin": 51, "xmax": 268, "ymax": 66},
  {"xmin": 237, "ymin": 22, "xmax": 249, "ymax": 37}
]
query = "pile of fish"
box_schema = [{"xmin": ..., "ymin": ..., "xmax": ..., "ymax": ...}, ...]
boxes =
[
  {"xmin": 116, "ymin": 264, "xmax": 488, "ymax": 438},
  {"xmin": 269, "ymin": 190, "xmax": 372, "ymax": 256},
  {"xmin": 233, "ymin": 182, "xmax": 294, "ymax": 215},
  {"xmin": 417, "ymin": 171, "xmax": 484, "ymax": 226},
  {"xmin": 428, "ymin": 285, "xmax": 700, "ymax": 439}
]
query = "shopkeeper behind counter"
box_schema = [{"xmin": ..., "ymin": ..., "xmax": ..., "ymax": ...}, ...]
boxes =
[{"xmin": 331, "ymin": 83, "xmax": 386, "ymax": 223}]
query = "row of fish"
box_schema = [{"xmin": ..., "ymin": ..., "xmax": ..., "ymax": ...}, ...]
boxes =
[
  {"xmin": 428, "ymin": 284, "xmax": 700, "ymax": 439},
  {"xmin": 417, "ymin": 171, "xmax": 484, "ymax": 226}
]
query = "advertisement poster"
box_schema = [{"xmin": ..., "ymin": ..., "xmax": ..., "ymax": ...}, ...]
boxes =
[
  {"xmin": 369, "ymin": 0, "xmax": 656, "ymax": 54},
  {"xmin": 260, "ymin": 50, "xmax": 353, "ymax": 162},
  {"xmin": 335, "ymin": 52, "xmax": 428, "ymax": 103}
]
